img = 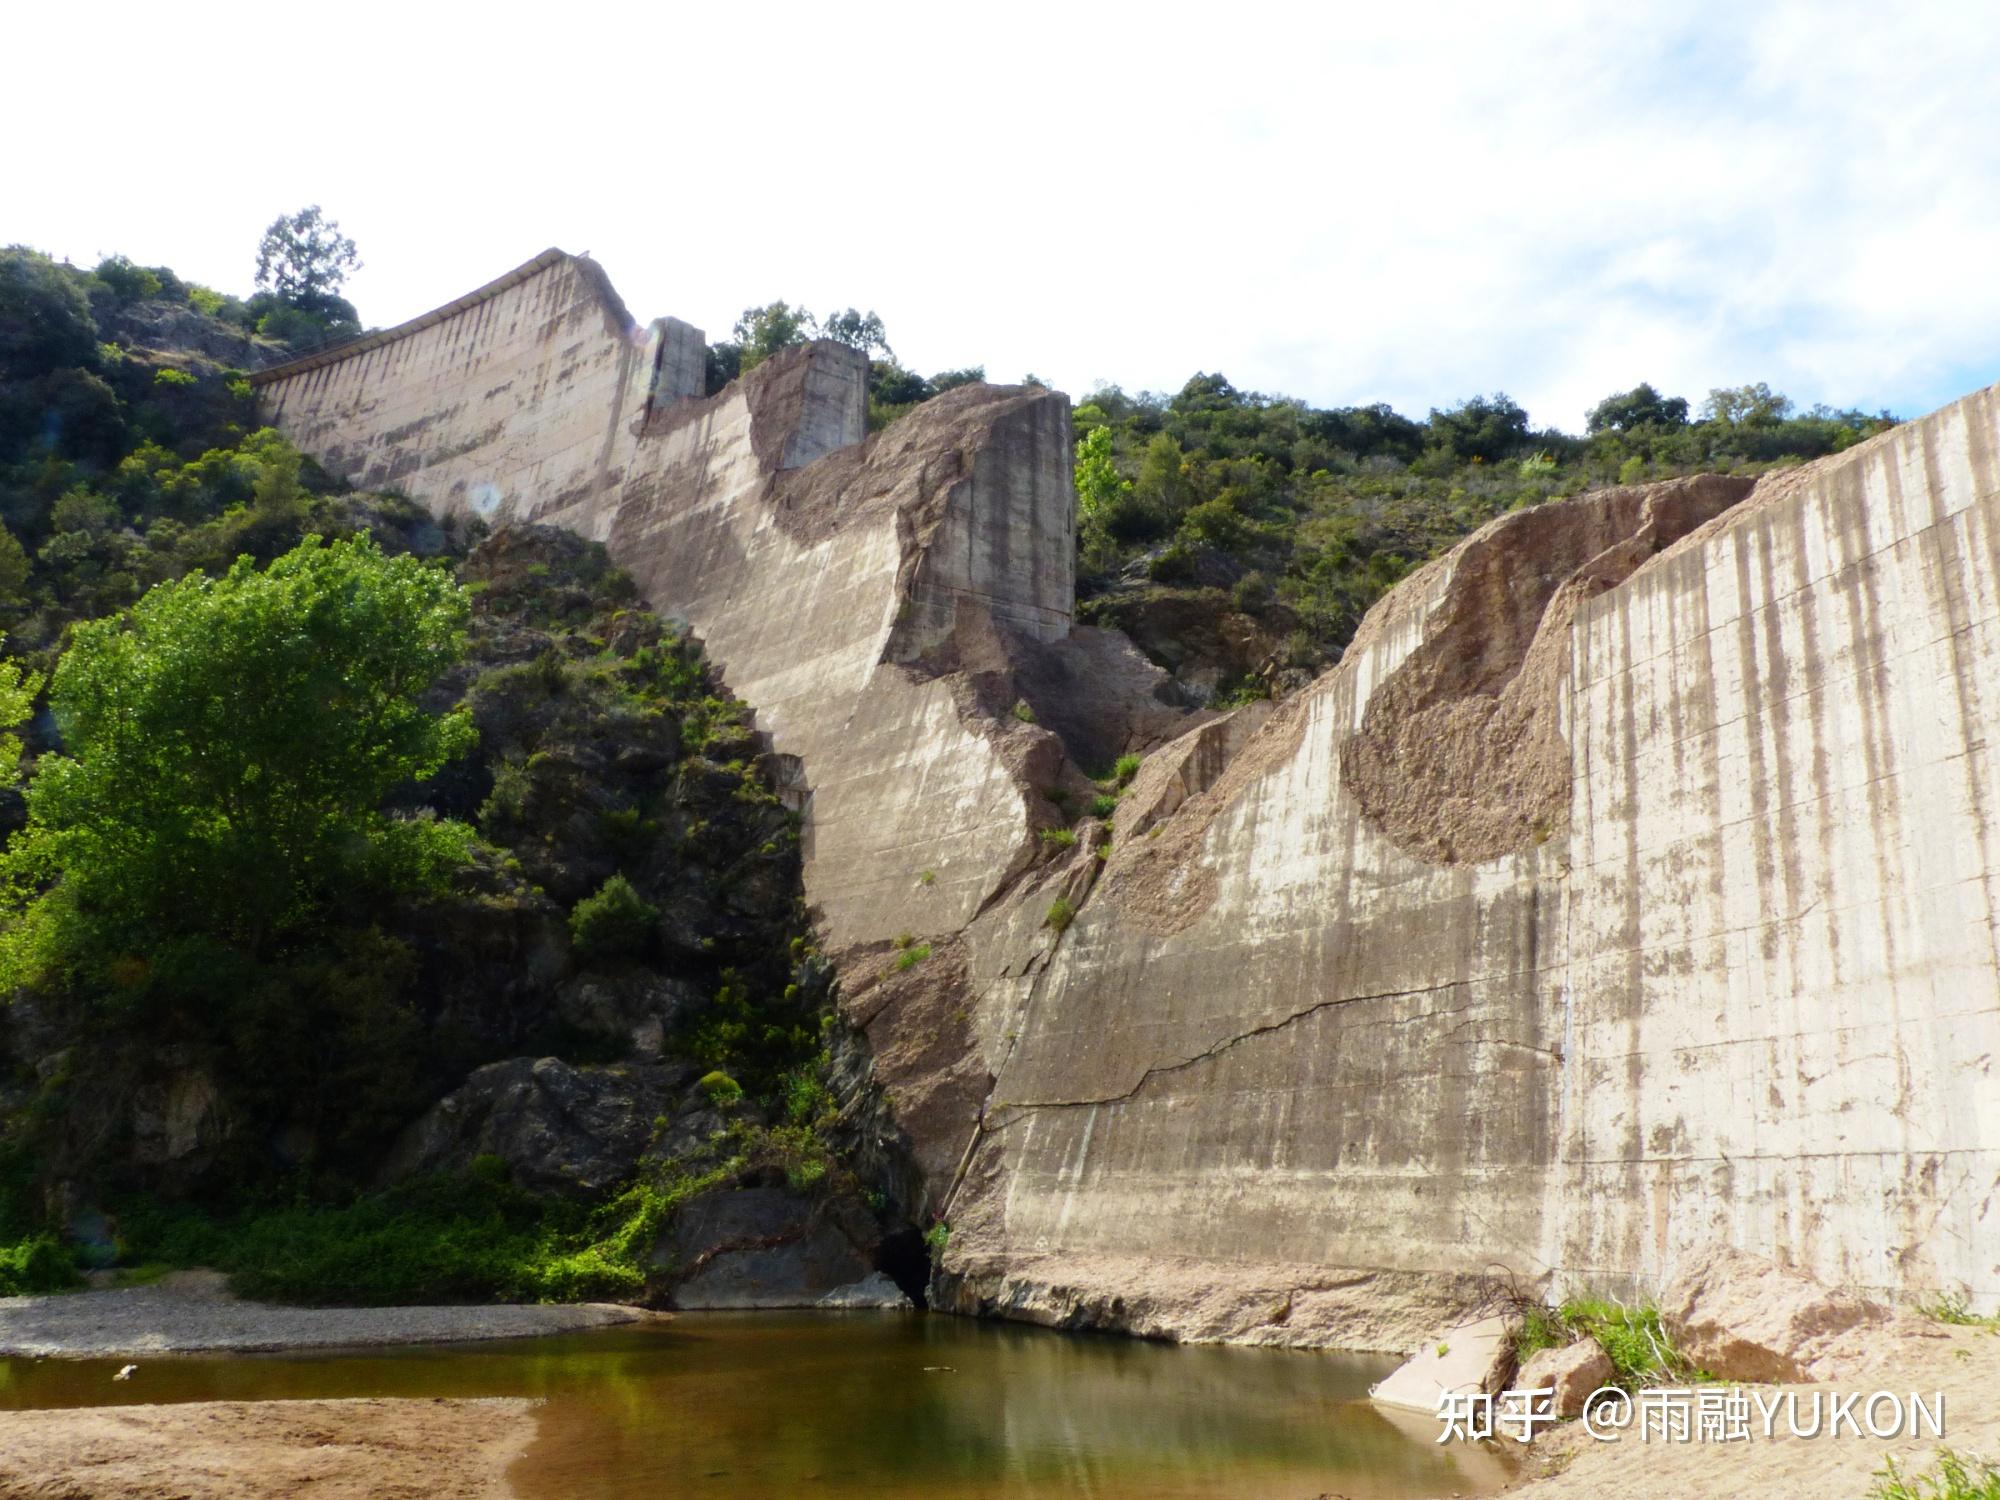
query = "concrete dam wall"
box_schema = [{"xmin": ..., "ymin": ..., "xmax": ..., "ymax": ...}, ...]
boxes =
[{"xmin": 254, "ymin": 251, "xmax": 1999, "ymax": 1347}]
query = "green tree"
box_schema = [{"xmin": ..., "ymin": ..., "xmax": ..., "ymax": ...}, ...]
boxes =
[
  {"xmin": 254, "ymin": 206, "xmax": 362, "ymax": 303},
  {"xmin": 1427, "ymin": 393, "xmax": 1532, "ymax": 464},
  {"xmin": 817, "ymin": 307, "xmax": 893, "ymax": 361},
  {"xmin": 1702, "ymin": 382, "xmax": 1793, "ymax": 426},
  {"xmin": 1586, "ymin": 382, "xmax": 1690, "ymax": 433},
  {"xmin": 0, "ymin": 248, "xmax": 99, "ymax": 381},
  {"xmin": 1133, "ymin": 432, "xmax": 1192, "ymax": 518},
  {"xmin": 0, "ymin": 534, "xmax": 475, "ymax": 984},
  {"xmin": 733, "ymin": 301, "xmax": 817, "ymax": 372},
  {"xmin": 1073, "ymin": 425, "xmax": 1128, "ymax": 524},
  {"xmin": 0, "ymin": 638, "xmax": 38, "ymax": 789}
]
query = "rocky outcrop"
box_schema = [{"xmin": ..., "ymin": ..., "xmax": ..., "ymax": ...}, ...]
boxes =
[
  {"xmin": 1661, "ymin": 1245, "xmax": 1898, "ymax": 1383},
  {"xmin": 257, "ymin": 251, "xmax": 2000, "ymax": 1347},
  {"xmin": 379, "ymin": 1057, "xmax": 711, "ymax": 1198},
  {"xmin": 654, "ymin": 1186, "xmax": 884, "ymax": 1309}
]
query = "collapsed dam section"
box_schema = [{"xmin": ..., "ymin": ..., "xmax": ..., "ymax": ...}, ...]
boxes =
[{"xmin": 253, "ymin": 250, "xmax": 2000, "ymax": 1347}]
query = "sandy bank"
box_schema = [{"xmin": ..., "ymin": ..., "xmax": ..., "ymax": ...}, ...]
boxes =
[
  {"xmin": 0, "ymin": 1396, "xmax": 535, "ymax": 1499},
  {"xmin": 0, "ymin": 1270, "xmax": 654, "ymax": 1357},
  {"xmin": 1504, "ymin": 1322, "xmax": 2000, "ymax": 1499}
]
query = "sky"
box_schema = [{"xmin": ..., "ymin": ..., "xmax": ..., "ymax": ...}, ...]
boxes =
[{"xmin": 9, "ymin": 1, "xmax": 2000, "ymax": 432}]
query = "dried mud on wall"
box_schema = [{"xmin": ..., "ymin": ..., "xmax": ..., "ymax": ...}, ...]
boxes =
[{"xmin": 935, "ymin": 389, "xmax": 2000, "ymax": 1344}]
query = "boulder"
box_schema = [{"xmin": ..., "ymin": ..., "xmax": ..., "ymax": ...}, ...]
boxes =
[
  {"xmin": 817, "ymin": 1271, "xmax": 914, "ymax": 1310},
  {"xmin": 1661, "ymin": 1244, "xmax": 1890, "ymax": 1382},
  {"xmin": 1370, "ymin": 1313, "xmax": 1517, "ymax": 1413},
  {"xmin": 655, "ymin": 1187, "xmax": 880, "ymax": 1309},
  {"xmin": 1503, "ymin": 1337, "xmax": 1616, "ymax": 1420},
  {"xmin": 379, "ymin": 1056, "xmax": 709, "ymax": 1198}
]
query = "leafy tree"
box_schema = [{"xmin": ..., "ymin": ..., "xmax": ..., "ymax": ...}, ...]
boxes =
[
  {"xmin": 817, "ymin": 307, "xmax": 893, "ymax": 361},
  {"xmin": 1133, "ymin": 432, "xmax": 1192, "ymax": 518},
  {"xmin": 1427, "ymin": 393, "xmax": 1533, "ymax": 464},
  {"xmin": 0, "ymin": 248, "xmax": 99, "ymax": 381},
  {"xmin": 91, "ymin": 256, "xmax": 163, "ymax": 304},
  {"xmin": 1702, "ymin": 382, "xmax": 1793, "ymax": 426},
  {"xmin": 733, "ymin": 301, "xmax": 817, "ymax": 373},
  {"xmin": 1586, "ymin": 383, "xmax": 1690, "ymax": 434},
  {"xmin": 0, "ymin": 638, "xmax": 37, "ymax": 789},
  {"xmin": 0, "ymin": 533, "xmax": 475, "ymax": 984},
  {"xmin": 254, "ymin": 206, "xmax": 362, "ymax": 304},
  {"xmin": 0, "ymin": 526, "xmax": 29, "ymax": 605},
  {"xmin": 1074, "ymin": 425, "xmax": 1128, "ymax": 524}
]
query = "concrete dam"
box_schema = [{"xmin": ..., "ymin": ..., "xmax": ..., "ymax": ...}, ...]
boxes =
[{"xmin": 252, "ymin": 249, "xmax": 2000, "ymax": 1349}]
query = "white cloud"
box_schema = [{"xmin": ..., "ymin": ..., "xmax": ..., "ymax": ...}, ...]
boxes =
[{"xmin": 7, "ymin": 0, "xmax": 1998, "ymax": 430}]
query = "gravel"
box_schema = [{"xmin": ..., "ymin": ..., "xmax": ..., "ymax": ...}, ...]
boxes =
[{"xmin": 0, "ymin": 1270, "xmax": 655, "ymax": 1357}]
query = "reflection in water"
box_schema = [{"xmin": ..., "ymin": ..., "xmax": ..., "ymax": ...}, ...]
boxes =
[{"xmin": 1, "ymin": 1311, "xmax": 1514, "ymax": 1499}]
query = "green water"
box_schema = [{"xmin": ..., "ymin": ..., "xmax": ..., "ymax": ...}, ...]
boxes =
[{"xmin": 0, "ymin": 1311, "xmax": 1512, "ymax": 1498}]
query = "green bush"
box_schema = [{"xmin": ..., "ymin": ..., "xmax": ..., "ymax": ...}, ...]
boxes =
[
  {"xmin": 698, "ymin": 1071, "xmax": 744, "ymax": 1107},
  {"xmin": 1513, "ymin": 1294, "xmax": 1703, "ymax": 1389},
  {"xmin": 569, "ymin": 874, "xmax": 659, "ymax": 962},
  {"xmin": 1088, "ymin": 793, "xmax": 1119, "ymax": 818},
  {"xmin": 111, "ymin": 1171, "xmax": 738, "ymax": 1307},
  {"xmin": 1112, "ymin": 753, "xmax": 1143, "ymax": 786},
  {"xmin": 1873, "ymin": 1451, "xmax": 2000, "ymax": 1500},
  {"xmin": 0, "ymin": 1235, "xmax": 78, "ymax": 1296},
  {"xmin": 1041, "ymin": 827, "xmax": 1077, "ymax": 849},
  {"xmin": 894, "ymin": 943, "xmax": 932, "ymax": 971},
  {"xmin": 1046, "ymin": 897, "xmax": 1076, "ymax": 932}
]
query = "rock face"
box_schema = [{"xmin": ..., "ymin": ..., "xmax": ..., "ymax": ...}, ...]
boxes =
[
  {"xmin": 1661, "ymin": 1245, "xmax": 1893, "ymax": 1383},
  {"xmin": 655, "ymin": 1187, "xmax": 881, "ymax": 1309},
  {"xmin": 380, "ymin": 1057, "xmax": 707, "ymax": 1198},
  {"xmin": 256, "ymin": 250, "xmax": 2000, "ymax": 1346}
]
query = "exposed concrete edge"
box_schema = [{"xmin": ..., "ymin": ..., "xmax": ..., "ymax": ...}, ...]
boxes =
[{"xmin": 249, "ymin": 248, "xmax": 629, "ymax": 387}]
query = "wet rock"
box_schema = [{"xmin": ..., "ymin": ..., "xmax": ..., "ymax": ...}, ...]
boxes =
[
  {"xmin": 380, "ymin": 1056, "xmax": 700, "ymax": 1198},
  {"xmin": 1662, "ymin": 1245, "xmax": 1891, "ymax": 1382}
]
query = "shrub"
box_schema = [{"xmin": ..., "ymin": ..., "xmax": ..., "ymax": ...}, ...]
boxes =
[
  {"xmin": 1088, "ymin": 793, "xmax": 1119, "ymax": 818},
  {"xmin": 1041, "ymin": 827, "xmax": 1077, "ymax": 849},
  {"xmin": 1112, "ymin": 753, "xmax": 1143, "ymax": 786},
  {"xmin": 698, "ymin": 1071, "xmax": 744, "ymax": 1107},
  {"xmin": 1046, "ymin": 897, "xmax": 1075, "ymax": 932},
  {"xmin": 1872, "ymin": 1450, "xmax": 2000, "ymax": 1500},
  {"xmin": 1916, "ymin": 1289, "xmax": 1999, "ymax": 1329},
  {"xmin": 569, "ymin": 874, "xmax": 659, "ymax": 962},
  {"xmin": 1012, "ymin": 699, "xmax": 1035, "ymax": 723},
  {"xmin": 0, "ymin": 1235, "xmax": 77, "ymax": 1296},
  {"xmin": 1512, "ymin": 1293, "xmax": 1702, "ymax": 1389},
  {"xmin": 895, "ymin": 943, "xmax": 931, "ymax": 971}
]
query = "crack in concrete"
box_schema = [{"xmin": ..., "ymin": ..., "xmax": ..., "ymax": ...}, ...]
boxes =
[{"xmin": 991, "ymin": 980, "xmax": 1495, "ymax": 1114}]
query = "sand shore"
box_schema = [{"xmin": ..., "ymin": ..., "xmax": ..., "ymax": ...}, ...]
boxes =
[
  {"xmin": 0, "ymin": 1270, "xmax": 653, "ymax": 1357},
  {"xmin": 0, "ymin": 1397, "xmax": 537, "ymax": 1499},
  {"xmin": 1504, "ymin": 1322, "xmax": 2000, "ymax": 1499}
]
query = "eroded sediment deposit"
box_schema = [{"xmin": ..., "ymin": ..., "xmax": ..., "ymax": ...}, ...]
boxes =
[{"xmin": 254, "ymin": 249, "xmax": 2000, "ymax": 1352}]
